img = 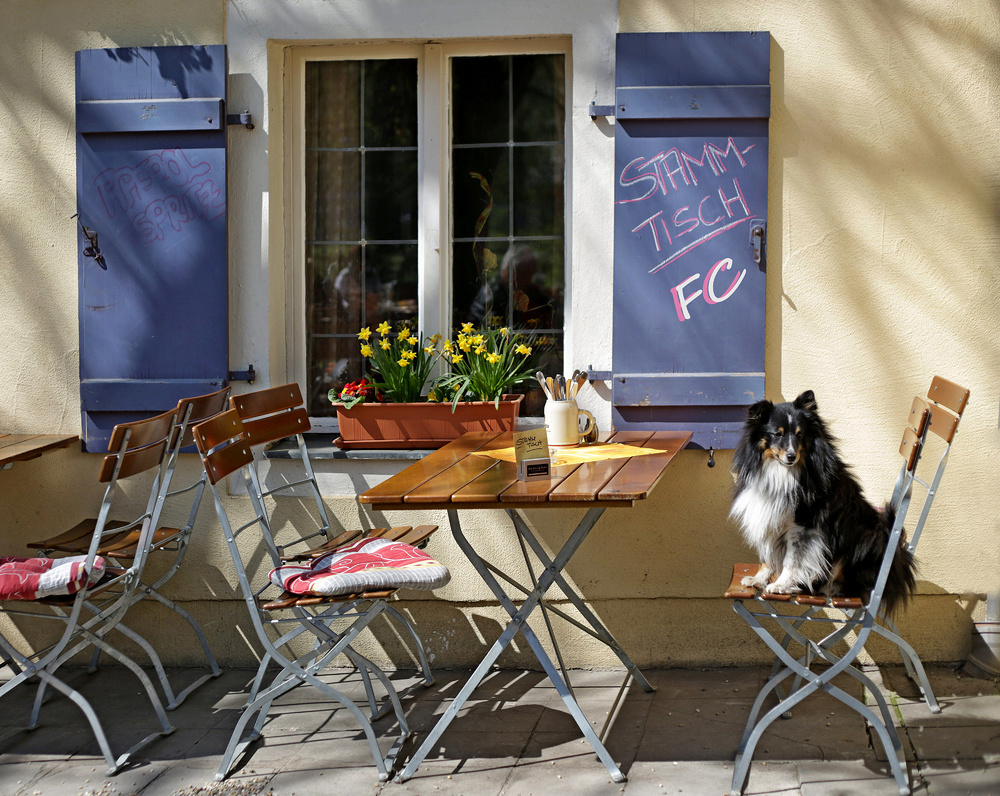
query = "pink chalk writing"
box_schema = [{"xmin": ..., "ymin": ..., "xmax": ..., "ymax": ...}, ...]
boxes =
[
  {"xmin": 94, "ymin": 149, "xmax": 225, "ymax": 243},
  {"xmin": 670, "ymin": 257, "xmax": 746, "ymax": 322}
]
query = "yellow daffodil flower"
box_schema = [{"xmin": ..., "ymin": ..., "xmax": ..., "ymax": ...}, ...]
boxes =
[
  {"xmin": 398, "ymin": 327, "xmax": 411, "ymax": 341},
  {"xmin": 451, "ymin": 353, "xmax": 463, "ymax": 364},
  {"xmin": 474, "ymin": 345, "xmax": 486, "ymax": 355},
  {"xmin": 472, "ymin": 334, "xmax": 484, "ymax": 346},
  {"xmin": 360, "ymin": 343, "xmax": 374, "ymax": 358},
  {"xmin": 376, "ymin": 321, "xmax": 391, "ymax": 335},
  {"xmin": 403, "ymin": 349, "xmax": 417, "ymax": 361},
  {"xmin": 380, "ymin": 338, "xmax": 392, "ymax": 350},
  {"xmin": 500, "ymin": 327, "xmax": 509, "ymax": 337},
  {"xmin": 397, "ymin": 357, "xmax": 409, "ymax": 367},
  {"xmin": 424, "ymin": 345, "xmax": 435, "ymax": 355},
  {"xmin": 443, "ymin": 340, "xmax": 453, "ymax": 353},
  {"xmin": 461, "ymin": 322, "xmax": 474, "ymax": 333},
  {"xmin": 358, "ymin": 327, "xmax": 372, "ymax": 341},
  {"xmin": 515, "ymin": 343, "xmax": 532, "ymax": 356},
  {"xmin": 459, "ymin": 337, "xmax": 472, "ymax": 353},
  {"xmin": 486, "ymin": 352, "xmax": 501, "ymax": 364},
  {"xmin": 431, "ymin": 333, "xmax": 442, "ymax": 344}
]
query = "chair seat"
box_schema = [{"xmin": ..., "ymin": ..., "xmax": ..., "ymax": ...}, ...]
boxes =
[
  {"xmin": 0, "ymin": 555, "xmax": 107, "ymax": 601},
  {"xmin": 724, "ymin": 563, "xmax": 864, "ymax": 609},
  {"xmin": 26, "ymin": 519, "xmax": 131, "ymax": 553},
  {"xmin": 270, "ymin": 535, "xmax": 449, "ymax": 598}
]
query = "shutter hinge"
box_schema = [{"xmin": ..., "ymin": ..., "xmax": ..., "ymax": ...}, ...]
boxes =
[
  {"xmin": 588, "ymin": 102, "xmax": 616, "ymax": 119},
  {"xmin": 226, "ymin": 110, "xmax": 255, "ymax": 130},
  {"xmin": 228, "ymin": 365, "xmax": 256, "ymax": 383}
]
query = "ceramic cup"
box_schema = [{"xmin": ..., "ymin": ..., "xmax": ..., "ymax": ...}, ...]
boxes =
[{"xmin": 544, "ymin": 399, "xmax": 595, "ymax": 447}]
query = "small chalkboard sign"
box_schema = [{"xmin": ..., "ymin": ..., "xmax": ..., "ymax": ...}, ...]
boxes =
[{"xmin": 611, "ymin": 32, "xmax": 771, "ymax": 449}]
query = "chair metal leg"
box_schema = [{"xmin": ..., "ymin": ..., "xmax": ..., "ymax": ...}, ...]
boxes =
[{"xmin": 876, "ymin": 614, "xmax": 940, "ymax": 713}]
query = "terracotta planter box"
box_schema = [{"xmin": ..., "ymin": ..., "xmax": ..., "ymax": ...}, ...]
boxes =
[{"xmin": 333, "ymin": 394, "xmax": 523, "ymax": 449}]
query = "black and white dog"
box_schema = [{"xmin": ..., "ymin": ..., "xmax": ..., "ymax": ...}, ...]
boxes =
[{"xmin": 729, "ymin": 390, "xmax": 916, "ymax": 616}]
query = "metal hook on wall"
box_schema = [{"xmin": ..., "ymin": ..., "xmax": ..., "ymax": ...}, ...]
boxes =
[{"xmin": 707, "ymin": 447, "xmax": 716, "ymax": 468}]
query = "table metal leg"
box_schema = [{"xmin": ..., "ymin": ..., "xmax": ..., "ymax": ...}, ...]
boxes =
[
  {"xmin": 396, "ymin": 507, "xmax": 629, "ymax": 783},
  {"xmin": 507, "ymin": 509, "xmax": 654, "ymax": 694}
]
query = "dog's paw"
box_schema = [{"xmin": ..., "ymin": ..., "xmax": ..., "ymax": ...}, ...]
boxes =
[
  {"xmin": 765, "ymin": 580, "xmax": 802, "ymax": 595},
  {"xmin": 741, "ymin": 575, "xmax": 769, "ymax": 590}
]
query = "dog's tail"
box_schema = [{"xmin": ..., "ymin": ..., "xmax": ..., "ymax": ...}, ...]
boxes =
[{"xmin": 879, "ymin": 505, "xmax": 917, "ymax": 618}]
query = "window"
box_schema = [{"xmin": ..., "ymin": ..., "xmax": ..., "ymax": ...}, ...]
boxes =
[{"xmin": 293, "ymin": 41, "xmax": 567, "ymax": 419}]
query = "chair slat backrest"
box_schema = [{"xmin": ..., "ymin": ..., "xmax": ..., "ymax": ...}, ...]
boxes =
[
  {"xmin": 194, "ymin": 408, "xmax": 254, "ymax": 485},
  {"xmin": 228, "ymin": 383, "xmax": 329, "ymax": 554},
  {"xmin": 174, "ymin": 387, "xmax": 232, "ymax": 448},
  {"xmin": 928, "ymin": 375, "xmax": 970, "ymax": 416},
  {"xmin": 241, "ymin": 406, "xmax": 311, "ymax": 447},
  {"xmin": 97, "ymin": 408, "xmax": 176, "ymax": 483},
  {"xmin": 230, "ymin": 384, "xmax": 306, "ymax": 427}
]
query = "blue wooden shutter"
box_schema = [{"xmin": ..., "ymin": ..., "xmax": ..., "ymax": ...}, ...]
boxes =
[
  {"xmin": 611, "ymin": 32, "xmax": 770, "ymax": 449},
  {"xmin": 76, "ymin": 45, "xmax": 229, "ymax": 451}
]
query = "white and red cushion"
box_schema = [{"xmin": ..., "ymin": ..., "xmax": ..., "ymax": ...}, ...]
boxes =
[
  {"xmin": 0, "ymin": 555, "xmax": 107, "ymax": 601},
  {"xmin": 270, "ymin": 537, "xmax": 450, "ymax": 598}
]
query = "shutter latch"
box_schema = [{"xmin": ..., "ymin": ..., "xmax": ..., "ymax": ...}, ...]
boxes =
[
  {"xmin": 226, "ymin": 110, "xmax": 255, "ymax": 130},
  {"xmin": 72, "ymin": 214, "xmax": 106, "ymax": 269},
  {"xmin": 749, "ymin": 220, "xmax": 766, "ymax": 266}
]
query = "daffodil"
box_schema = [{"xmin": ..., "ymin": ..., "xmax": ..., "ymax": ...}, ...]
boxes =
[
  {"xmin": 451, "ymin": 353, "xmax": 463, "ymax": 364},
  {"xmin": 403, "ymin": 349, "xmax": 417, "ymax": 361},
  {"xmin": 424, "ymin": 345, "xmax": 435, "ymax": 355},
  {"xmin": 443, "ymin": 339, "xmax": 453, "ymax": 353},
  {"xmin": 485, "ymin": 352, "xmax": 501, "ymax": 364},
  {"xmin": 515, "ymin": 343, "xmax": 532, "ymax": 356},
  {"xmin": 500, "ymin": 327, "xmax": 509, "ymax": 337},
  {"xmin": 358, "ymin": 327, "xmax": 372, "ymax": 341},
  {"xmin": 360, "ymin": 343, "xmax": 374, "ymax": 358},
  {"xmin": 458, "ymin": 336, "xmax": 472, "ymax": 353},
  {"xmin": 380, "ymin": 338, "xmax": 392, "ymax": 350},
  {"xmin": 397, "ymin": 357, "xmax": 409, "ymax": 367},
  {"xmin": 472, "ymin": 334, "xmax": 485, "ymax": 346},
  {"xmin": 431, "ymin": 333, "xmax": 442, "ymax": 344},
  {"xmin": 398, "ymin": 327, "xmax": 411, "ymax": 341},
  {"xmin": 376, "ymin": 320, "xmax": 391, "ymax": 335},
  {"xmin": 474, "ymin": 345, "xmax": 486, "ymax": 355},
  {"xmin": 461, "ymin": 322, "xmax": 474, "ymax": 333}
]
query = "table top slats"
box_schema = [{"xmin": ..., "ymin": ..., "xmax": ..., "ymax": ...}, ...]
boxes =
[
  {"xmin": 499, "ymin": 461, "xmax": 581, "ymax": 503},
  {"xmin": 359, "ymin": 429, "xmax": 691, "ymax": 510},
  {"xmin": 597, "ymin": 431, "xmax": 692, "ymax": 501},
  {"xmin": 357, "ymin": 431, "xmax": 501, "ymax": 506},
  {"xmin": 403, "ymin": 434, "xmax": 512, "ymax": 504},
  {"xmin": 0, "ymin": 434, "xmax": 77, "ymax": 466}
]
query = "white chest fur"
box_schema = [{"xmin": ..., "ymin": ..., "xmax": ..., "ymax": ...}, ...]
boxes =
[{"xmin": 730, "ymin": 458, "xmax": 799, "ymax": 553}]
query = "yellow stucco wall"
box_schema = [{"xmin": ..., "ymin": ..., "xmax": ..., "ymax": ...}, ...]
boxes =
[{"xmin": 1, "ymin": 0, "xmax": 997, "ymax": 672}]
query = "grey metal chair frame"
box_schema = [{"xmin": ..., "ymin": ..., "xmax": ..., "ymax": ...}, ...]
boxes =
[
  {"xmin": 28, "ymin": 388, "xmax": 230, "ymax": 709},
  {"xmin": 193, "ymin": 407, "xmax": 410, "ymax": 782},
  {"xmin": 726, "ymin": 378, "xmax": 968, "ymax": 796},
  {"xmin": 0, "ymin": 409, "xmax": 178, "ymax": 774},
  {"xmin": 229, "ymin": 383, "xmax": 435, "ymax": 691},
  {"xmin": 766, "ymin": 377, "xmax": 969, "ymax": 716}
]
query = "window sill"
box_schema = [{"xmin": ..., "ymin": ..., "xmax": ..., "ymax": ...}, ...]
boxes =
[{"xmin": 264, "ymin": 434, "xmax": 436, "ymax": 461}]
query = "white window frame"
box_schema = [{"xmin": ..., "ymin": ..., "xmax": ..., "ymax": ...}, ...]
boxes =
[{"xmin": 284, "ymin": 38, "xmax": 571, "ymax": 427}]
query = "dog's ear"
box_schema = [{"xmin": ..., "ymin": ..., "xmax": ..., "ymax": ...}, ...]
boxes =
[
  {"xmin": 746, "ymin": 399, "xmax": 773, "ymax": 424},
  {"xmin": 793, "ymin": 390, "xmax": 817, "ymax": 412}
]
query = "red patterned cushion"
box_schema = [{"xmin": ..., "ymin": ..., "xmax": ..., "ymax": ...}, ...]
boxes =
[
  {"xmin": 0, "ymin": 555, "xmax": 106, "ymax": 601},
  {"xmin": 270, "ymin": 537, "xmax": 450, "ymax": 597}
]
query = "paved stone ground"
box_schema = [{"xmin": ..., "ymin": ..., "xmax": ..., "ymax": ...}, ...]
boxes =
[{"xmin": 1, "ymin": 664, "xmax": 997, "ymax": 796}]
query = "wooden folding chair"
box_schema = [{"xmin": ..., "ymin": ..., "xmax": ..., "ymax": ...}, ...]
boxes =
[
  {"xmin": 724, "ymin": 377, "xmax": 968, "ymax": 796},
  {"xmin": 228, "ymin": 383, "xmax": 439, "ymax": 690},
  {"xmin": 27, "ymin": 388, "xmax": 231, "ymax": 709},
  {"xmin": 0, "ymin": 409, "xmax": 177, "ymax": 774},
  {"xmin": 194, "ymin": 407, "xmax": 447, "ymax": 781}
]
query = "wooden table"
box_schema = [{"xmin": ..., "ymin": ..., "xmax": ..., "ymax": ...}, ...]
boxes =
[
  {"xmin": 0, "ymin": 434, "xmax": 78, "ymax": 470},
  {"xmin": 360, "ymin": 428, "xmax": 691, "ymax": 783}
]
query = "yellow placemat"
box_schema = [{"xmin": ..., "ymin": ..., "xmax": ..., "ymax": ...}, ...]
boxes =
[{"xmin": 474, "ymin": 442, "xmax": 666, "ymax": 466}]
